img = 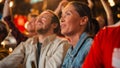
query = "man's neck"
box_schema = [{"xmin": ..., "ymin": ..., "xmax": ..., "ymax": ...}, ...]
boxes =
[{"xmin": 38, "ymin": 32, "xmax": 54, "ymax": 43}]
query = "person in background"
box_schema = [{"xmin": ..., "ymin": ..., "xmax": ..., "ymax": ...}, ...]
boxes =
[
  {"xmin": 82, "ymin": 20, "xmax": 120, "ymax": 68},
  {"xmin": 25, "ymin": 16, "xmax": 37, "ymax": 37},
  {"xmin": 88, "ymin": 0, "xmax": 114, "ymax": 29},
  {"xmin": 2, "ymin": 0, "xmax": 28, "ymax": 45},
  {"xmin": 24, "ymin": 8, "xmax": 39, "ymax": 37},
  {"xmin": 60, "ymin": 1, "xmax": 93, "ymax": 68},
  {"xmin": 87, "ymin": 0, "xmax": 94, "ymax": 9},
  {"xmin": 90, "ymin": 18, "xmax": 100, "ymax": 37},
  {"xmin": 0, "ymin": 21, "xmax": 9, "ymax": 60},
  {"xmin": 100, "ymin": 0, "xmax": 114, "ymax": 25},
  {"xmin": 96, "ymin": 15, "xmax": 107, "ymax": 28},
  {"xmin": 0, "ymin": 10, "xmax": 70, "ymax": 68}
]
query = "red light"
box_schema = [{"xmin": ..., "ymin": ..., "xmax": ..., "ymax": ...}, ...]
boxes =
[{"xmin": 13, "ymin": 14, "xmax": 27, "ymax": 33}]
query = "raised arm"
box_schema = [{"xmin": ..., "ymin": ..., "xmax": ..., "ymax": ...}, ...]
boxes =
[
  {"xmin": 2, "ymin": 0, "xmax": 11, "ymax": 18},
  {"xmin": 87, "ymin": 0, "xmax": 94, "ymax": 9},
  {"xmin": 100, "ymin": 0, "xmax": 114, "ymax": 25},
  {"xmin": 2, "ymin": 0, "xmax": 27, "ymax": 45},
  {"xmin": 54, "ymin": 0, "xmax": 68, "ymax": 16}
]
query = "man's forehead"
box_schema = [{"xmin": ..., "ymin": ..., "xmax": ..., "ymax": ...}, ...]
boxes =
[{"xmin": 41, "ymin": 11, "xmax": 53, "ymax": 16}]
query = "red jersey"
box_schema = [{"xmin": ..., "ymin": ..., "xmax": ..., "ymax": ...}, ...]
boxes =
[{"xmin": 82, "ymin": 23, "xmax": 120, "ymax": 68}]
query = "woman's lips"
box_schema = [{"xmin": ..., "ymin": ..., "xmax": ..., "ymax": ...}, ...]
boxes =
[{"xmin": 60, "ymin": 24, "xmax": 66, "ymax": 29}]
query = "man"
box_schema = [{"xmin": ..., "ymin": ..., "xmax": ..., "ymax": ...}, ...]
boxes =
[
  {"xmin": 82, "ymin": 20, "xmax": 120, "ymax": 68},
  {"xmin": 0, "ymin": 10, "xmax": 69, "ymax": 68}
]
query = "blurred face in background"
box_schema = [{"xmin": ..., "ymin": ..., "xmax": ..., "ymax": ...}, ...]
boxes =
[{"xmin": 26, "ymin": 18, "xmax": 36, "ymax": 33}]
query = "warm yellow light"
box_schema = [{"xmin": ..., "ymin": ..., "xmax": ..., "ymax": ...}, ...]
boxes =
[
  {"xmin": 1, "ymin": 42, "xmax": 5, "ymax": 48},
  {"xmin": 0, "ymin": 0, "xmax": 3, "ymax": 3},
  {"xmin": 9, "ymin": 1, "xmax": 14, "ymax": 7},
  {"xmin": 108, "ymin": 0, "xmax": 115, "ymax": 7},
  {"xmin": 117, "ymin": 14, "xmax": 120, "ymax": 18},
  {"xmin": 24, "ymin": 31, "xmax": 29, "ymax": 35},
  {"xmin": 9, "ymin": 47, "xmax": 13, "ymax": 53},
  {"xmin": 24, "ymin": 21, "xmax": 29, "ymax": 29}
]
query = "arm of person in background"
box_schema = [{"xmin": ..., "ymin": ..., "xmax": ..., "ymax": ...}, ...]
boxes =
[
  {"xmin": 100, "ymin": 0, "xmax": 114, "ymax": 25},
  {"xmin": 87, "ymin": 0, "xmax": 94, "ymax": 9},
  {"xmin": 2, "ymin": 0, "xmax": 27, "ymax": 45},
  {"xmin": 2, "ymin": 0, "xmax": 11, "ymax": 18},
  {"xmin": 54, "ymin": 0, "xmax": 68, "ymax": 16}
]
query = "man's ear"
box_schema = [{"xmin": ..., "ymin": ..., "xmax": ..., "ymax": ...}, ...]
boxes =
[{"xmin": 79, "ymin": 16, "xmax": 88, "ymax": 25}]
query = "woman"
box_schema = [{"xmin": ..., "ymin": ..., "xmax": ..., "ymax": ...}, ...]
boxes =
[{"xmin": 60, "ymin": 1, "xmax": 93, "ymax": 68}]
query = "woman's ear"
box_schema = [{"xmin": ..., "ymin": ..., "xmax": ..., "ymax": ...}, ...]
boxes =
[
  {"xmin": 79, "ymin": 16, "xmax": 88, "ymax": 25},
  {"xmin": 52, "ymin": 23, "xmax": 58, "ymax": 29}
]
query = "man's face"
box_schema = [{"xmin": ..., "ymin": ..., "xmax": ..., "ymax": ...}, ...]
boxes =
[{"xmin": 35, "ymin": 11, "xmax": 54, "ymax": 34}]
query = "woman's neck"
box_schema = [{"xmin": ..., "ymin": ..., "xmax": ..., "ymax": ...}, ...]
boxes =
[{"xmin": 66, "ymin": 32, "xmax": 82, "ymax": 48}]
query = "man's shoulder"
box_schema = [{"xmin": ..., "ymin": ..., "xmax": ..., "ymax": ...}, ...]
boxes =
[
  {"xmin": 24, "ymin": 36, "xmax": 38, "ymax": 44},
  {"xmin": 54, "ymin": 36, "xmax": 68, "ymax": 43}
]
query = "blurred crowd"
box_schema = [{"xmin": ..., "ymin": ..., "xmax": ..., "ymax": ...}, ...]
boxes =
[{"xmin": 0, "ymin": 0, "xmax": 120, "ymax": 68}]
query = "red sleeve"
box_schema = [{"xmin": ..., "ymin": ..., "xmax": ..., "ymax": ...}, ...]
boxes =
[{"xmin": 82, "ymin": 28, "xmax": 105, "ymax": 68}]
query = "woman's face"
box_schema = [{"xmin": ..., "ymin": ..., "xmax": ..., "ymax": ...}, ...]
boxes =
[{"xmin": 60, "ymin": 4, "xmax": 82, "ymax": 36}]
